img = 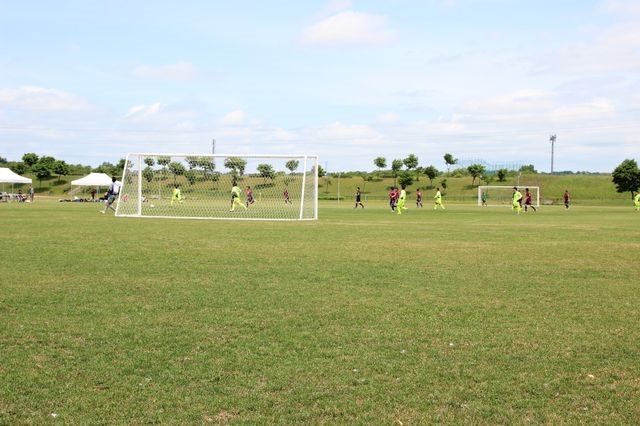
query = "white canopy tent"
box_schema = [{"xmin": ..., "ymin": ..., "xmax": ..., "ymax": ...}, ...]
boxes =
[
  {"xmin": 71, "ymin": 172, "xmax": 113, "ymax": 187},
  {"xmin": 0, "ymin": 168, "xmax": 32, "ymax": 200},
  {"xmin": 70, "ymin": 173, "xmax": 119, "ymax": 201},
  {"xmin": 0, "ymin": 167, "xmax": 32, "ymax": 184}
]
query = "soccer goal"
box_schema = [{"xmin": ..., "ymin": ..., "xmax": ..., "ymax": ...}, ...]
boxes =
[
  {"xmin": 116, "ymin": 153, "xmax": 318, "ymax": 220},
  {"xmin": 478, "ymin": 185, "xmax": 540, "ymax": 207}
]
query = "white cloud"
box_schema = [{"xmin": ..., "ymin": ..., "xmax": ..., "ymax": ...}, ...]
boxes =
[
  {"xmin": 221, "ymin": 110, "xmax": 246, "ymax": 125},
  {"xmin": 132, "ymin": 62, "xmax": 198, "ymax": 81},
  {"xmin": 376, "ymin": 112, "xmax": 399, "ymax": 123},
  {"xmin": 0, "ymin": 86, "xmax": 93, "ymax": 111},
  {"xmin": 461, "ymin": 90, "xmax": 555, "ymax": 116},
  {"xmin": 301, "ymin": 10, "xmax": 396, "ymax": 45},
  {"xmin": 125, "ymin": 102, "xmax": 162, "ymax": 118},
  {"xmin": 551, "ymin": 98, "xmax": 615, "ymax": 122}
]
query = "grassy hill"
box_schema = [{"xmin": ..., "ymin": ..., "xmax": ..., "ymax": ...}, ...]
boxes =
[
  {"xmin": 2, "ymin": 171, "xmax": 632, "ymax": 206},
  {"xmin": 319, "ymin": 173, "xmax": 631, "ymax": 206}
]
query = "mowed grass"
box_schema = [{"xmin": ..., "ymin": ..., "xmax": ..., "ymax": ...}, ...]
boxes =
[{"xmin": 1, "ymin": 200, "xmax": 639, "ymax": 424}]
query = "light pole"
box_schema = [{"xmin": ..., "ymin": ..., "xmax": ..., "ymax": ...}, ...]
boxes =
[
  {"xmin": 549, "ymin": 134, "xmax": 556, "ymax": 174},
  {"xmin": 212, "ymin": 139, "xmax": 216, "ymax": 154}
]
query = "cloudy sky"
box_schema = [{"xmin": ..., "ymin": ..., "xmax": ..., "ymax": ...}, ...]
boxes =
[{"xmin": 1, "ymin": 0, "xmax": 639, "ymax": 173}]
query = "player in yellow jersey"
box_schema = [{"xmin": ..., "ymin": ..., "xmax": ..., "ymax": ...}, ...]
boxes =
[
  {"xmin": 434, "ymin": 187, "xmax": 445, "ymax": 210},
  {"xmin": 171, "ymin": 184, "xmax": 183, "ymax": 205},
  {"xmin": 634, "ymin": 192, "xmax": 639, "ymax": 211},
  {"xmin": 230, "ymin": 182, "xmax": 247, "ymax": 211},
  {"xmin": 396, "ymin": 185, "xmax": 408, "ymax": 215},
  {"xmin": 512, "ymin": 187, "xmax": 522, "ymax": 214}
]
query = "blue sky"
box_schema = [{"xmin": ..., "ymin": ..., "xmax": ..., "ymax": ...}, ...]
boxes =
[{"xmin": 1, "ymin": 0, "xmax": 639, "ymax": 172}]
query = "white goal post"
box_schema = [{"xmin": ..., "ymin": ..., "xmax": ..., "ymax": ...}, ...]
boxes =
[
  {"xmin": 478, "ymin": 185, "xmax": 540, "ymax": 207},
  {"xmin": 115, "ymin": 153, "xmax": 318, "ymax": 220}
]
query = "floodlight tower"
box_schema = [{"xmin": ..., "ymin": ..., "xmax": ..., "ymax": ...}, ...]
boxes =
[
  {"xmin": 211, "ymin": 139, "xmax": 216, "ymax": 154},
  {"xmin": 549, "ymin": 134, "xmax": 556, "ymax": 174}
]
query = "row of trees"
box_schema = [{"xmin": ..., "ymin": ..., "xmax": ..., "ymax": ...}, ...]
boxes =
[
  {"xmin": 138, "ymin": 156, "xmax": 304, "ymax": 186},
  {"xmin": 371, "ymin": 153, "xmax": 537, "ymax": 188}
]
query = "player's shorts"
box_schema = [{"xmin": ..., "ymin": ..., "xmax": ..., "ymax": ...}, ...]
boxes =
[{"xmin": 108, "ymin": 194, "xmax": 117, "ymax": 203}]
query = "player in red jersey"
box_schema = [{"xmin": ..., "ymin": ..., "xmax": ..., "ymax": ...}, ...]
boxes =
[
  {"xmin": 283, "ymin": 188, "xmax": 292, "ymax": 204},
  {"xmin": 524, "ymin": 188, "xmax": 536, "ymax": 212}
]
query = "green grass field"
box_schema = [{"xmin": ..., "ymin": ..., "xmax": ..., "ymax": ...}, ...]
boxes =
[{"xmin": 1, "ymin": 200, "xmax": 639, "ymax": 424}]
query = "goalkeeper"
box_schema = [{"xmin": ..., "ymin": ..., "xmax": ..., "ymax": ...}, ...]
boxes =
[
  {"xmin": 396, "ymin": 185, "xmax": 408, "ymax": 215},
  {"xmin": 230, "ymin": 181, "xmax": 247, "ymax": 211},
  {"xmin": 634, "ymin": 192, "xmax": 640, "ymax": 211},
  {"xmin": 434, "ymin": 187, "xmax": 445, "ymax": 210},
  {"xmin": 512, "ymin": 187, "xmax": 522, "ymax": 214},
  {"xmin": 171, "ymin": 184, "xmax": 183, "ymax": 205}
]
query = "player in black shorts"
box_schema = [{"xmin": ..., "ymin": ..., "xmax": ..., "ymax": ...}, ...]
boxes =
[{"xmin": 355, "ymin": 187, "xmax": 364, "ymax": 208}]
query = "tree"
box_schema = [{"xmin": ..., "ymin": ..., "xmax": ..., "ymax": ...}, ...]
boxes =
[
  {"xmin": 224, "ymin": 157, "xmax": 247, "ymax": 179},
  {"xmin": 9, "ymin": 162, "xmax": 26, "ymax": 175},
  {"xmin": 31, "ymin": 162, "xmax": 51, "ymax": 187},
  {"xmin": 94, "ymin": 162, "xmax": 116, "ymax": 175},
  {"xmin": 496, "ymin": 168, "xmax": 508, "ymax": 182},
  {"xmin": 184, "ymin": 169, "xmax": 197, "ymax": 185},
  {"xmin": 168, "ymin": 162, "xmax": 186, "ymax": 182},
  {"xmin": 257, "ymin": 163, "xmax": 276, "ymax": 183},
  {"xmin": 144, "ymin": 157, "xmax": 156, "ymax": 168},
  {"xmin": 443, "ymin": 153, "xmax": 457, "ymax": 173},
  {"xmin": 185, "ymin": 156, "xmax": 200, "ymax": 170},
  {"xmin": 467, "ymin": 164, "xmax": 486, "ymax": 186},
  {"xmin": 115, "ymin": 158, "xmax": 126, "ymax": 175},
  {"xmin": 440, "ymin": 178, "xmax": 448, "ymax": 192},
  {"xmin": 0, "ymin": 156, "xmax": 7, "ymax": 164},
  {"xmin": 403, "ymin": 154, "xmax": 419, "ymax": 180},
  {"xmin": 373, "ymin": 157, "xmax": 386, "ymax": 177},
  {"xmin": 198, "ymin": 157, "xmax": 215, "ymax": 179},
  {"xmin": 53, "ymin": 160, "xmax": 70, "ymax": 183},
  {"xmin": 519, "ymin": 164, "xmax": 537, "ymax": 173},
  {"xmin": 22, "ymin": 153, "xmax": 39, "ymax": 168},
  {"xmin": 391, "ymin": 159, "xmax": 403, "ymax": 186},
  {"xmin": 142, "ymin": 166, "xmax": 154, "ymax": 183},
  {"xmin": 285, "ymin": 160, "xmax": 299, "ymax": 174},
  {"xmin": 612, "ymin": 159, "xmax": 640, "ymax": 198},
  {"xmin": 398, "ymin": 171, "xmax": 414, "ymax": 189},
  {"xmin": 157, "ymin": 156, "xmax": 171, "ymax": 180},
  {"xmin": 317, "ymin": 165, "xmax": 326, "ymax": 178},
  {"xmin": 423, "ymin": 165, "xmax": 439, "ymax": 187}
]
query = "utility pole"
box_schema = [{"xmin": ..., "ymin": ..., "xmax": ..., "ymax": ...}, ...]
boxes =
[
  {"xmin": 549, "ymin": 134, "xmax": 556, "ymax": 174},
  {"xmin": 211, "ymin": 139, "xmax": 216, "ymax": 155}
]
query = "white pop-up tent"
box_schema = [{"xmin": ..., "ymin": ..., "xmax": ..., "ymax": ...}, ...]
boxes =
[
  {"xmin": 0, "ymin": 168, "xmax": 32, "ymax": 198},
  {"xmin": 71, "ymin": 172, "xmax": 113, "ymax": 187},
  {"xmin": 0, "ymin": 167, "xmax": 32, "ymax": 184},
  {"xmin": 69, "ymin": 173, "xmax": 115, "ymax": 200}
]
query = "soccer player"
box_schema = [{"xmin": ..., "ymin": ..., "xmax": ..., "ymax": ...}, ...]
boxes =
[
  {"xmin": 564, "ymin": 190, "xmax": 570, "ymax": 209},
  {"xmin": 524, "ymin": 188, "xmax": 536, "ymax": 212},
  {"xmin": 171, "ymin": 184, "xmax": 183, "ymax": 205},
  {"xmin": 354, "ymin": 187, "xmax": 364, "ymax": 209},
  {"xmin": 415, "ymin": 189, "xmax": 423, "ymax": 208},
  {"xmin": 388, "ymin": 187, "xmax": 397, "ymax": 212},
  {"xmin": 481, "ymin": 191, "xmax": 488, "ymax": 206},
  {"xmin": 396, "ymin": 185, "xmax": 408, "ymax": 215},
  {"xmin": 230, "ymin": 182, "xmax": 247, "ymax": 211},
  {"xmin": 245, "ymin": 186, "xmax": 255, "ymax": 207},
  {"xmin": 634, "ymin": 192, "xmax": 639, "ymax": 211},
  {"xmin": 512, "ymin": 187, "xmax": 522, "ymax": 214},
  {"xmin": 434, "ymin": 187, "xmax": 445, "ymax": 210},
  {"xmin": 283, "ymin": 188, "xmax": 292, "ymax": 204},
  {"xmin": 100, "ymin": 176, "xmax": 120, "ymax": 214}
]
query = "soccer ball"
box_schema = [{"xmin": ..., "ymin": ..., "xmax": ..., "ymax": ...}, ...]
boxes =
[{"xmin": 150, "ymin": 204, "xmax": 155, "ymax": 208}]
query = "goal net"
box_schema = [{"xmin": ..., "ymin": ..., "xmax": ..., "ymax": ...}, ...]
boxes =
[
  {"xmin": 478, "ymin": 186, "xmax": 540, "ymax": 207},
  {"xmin": 116, "ymin": 154, "xmax": 318, "ymax": 220}
]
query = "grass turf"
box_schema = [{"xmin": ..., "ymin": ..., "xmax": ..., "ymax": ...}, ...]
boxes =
[{"xmin": 1, "ymin": 200, "xmax": 639, "ymax": 424}]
